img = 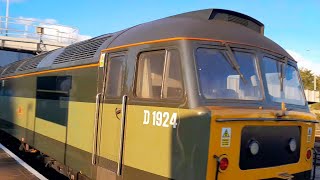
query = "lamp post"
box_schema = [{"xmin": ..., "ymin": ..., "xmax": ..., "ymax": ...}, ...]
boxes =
[
  {"xmin": 5, "ymin": 0, "xmax": 10, "ymax": 35},
  {"xmin": 315, "ymin": 75, "xmax": 317, "ymax": 91}
]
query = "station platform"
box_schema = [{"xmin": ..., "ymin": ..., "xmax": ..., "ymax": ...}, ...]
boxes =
[{"xmin": 0, "ymin": 144, "xmax": 46, "ymax": 180}]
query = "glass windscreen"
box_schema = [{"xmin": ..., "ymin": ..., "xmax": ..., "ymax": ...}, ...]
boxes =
[
  {"xmin": 196, "ymin": 48, "xmax": 262, "ymax": 100},
  {"xmin": 263, "ymin": 57, "xmax": 305, "ymax": 105}
]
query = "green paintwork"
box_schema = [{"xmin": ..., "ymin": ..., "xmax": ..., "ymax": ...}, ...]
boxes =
[{"xmin": 0, "ymin": 37, "xmax": 213, "ymax": 180}]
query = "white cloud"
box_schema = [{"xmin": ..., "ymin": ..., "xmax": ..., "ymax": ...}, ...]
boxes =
[
  {"xmin": 42, "ymin": 19, "xmax": 58, "ymax": 24},
  {"xmin": 287, "ymin": 49, "xmax": 320, "ymax": 75},
  {"xmin": 14, "ymin": 16, "xmax": 91, "ymax": 43}
]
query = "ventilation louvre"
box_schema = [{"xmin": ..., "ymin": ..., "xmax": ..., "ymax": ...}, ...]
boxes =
[
  {"xmin": 0, "ymin": 66, "xmax": 5, "ymax": 76},
  {"xmin": 171, "ymin": 9, "xmax": 264, "ymax": 35},
  {"xmin": 1, "ymin": 59, "xmax": 28, "ymax": 75},
  {"xmin": 208, "ymin": 9, "xmax": 264, "ymax": 34},
  {"xmin": 227, "ymin": 14, "xmax": 249, "ymax": 27},
  {"xmin": 18, "ymin": 52, "xmax": 50, "ymax": 72},
  {"xmin": 53, "ymin": 35, "xmax": 110, "ymax": 64}
]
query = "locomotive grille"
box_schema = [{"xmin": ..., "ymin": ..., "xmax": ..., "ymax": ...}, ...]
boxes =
[
  {"xmin": 53, "ymin": 35, "xmax": 109, "ymax": 64},
  {"xmin": 0, "ymin": 66, "xmax": 5, "ymax": 75},
  {"xmin": 1, "ymin": 59, "xmax": 28, "ymax": 75},
  {"xmin": 18, "ymin": 52, "xmax": 51, "ymax": 72},
  {"xmin": 208, "ymin": 9, "xmax": 264, "ymax": 34},
  {"xmin": 240, "ymin": 126, "xmax": 301, "ymax": 170},
  {"xmin": 228, "ymin": 14, "xmax": 249, "ymax": 26}
]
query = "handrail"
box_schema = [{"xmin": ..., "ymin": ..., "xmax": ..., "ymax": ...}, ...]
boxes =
[
  {"xmin": 0, "ymin": 16, "xmax": 79, "ymax": 44},
  {"xmin": 0, "ymin": 16, "xmax": 78, "ymax": 28},
  {"xmin": 0, "ymin": 29, "xmax": 76, "ymax": 42},
  {"xmin": 92, "ymin": 93, "xmax": 101, "ymax": 165},
  {"xmin": 117, "ymin": 95, "xmax": 128, "ymax": 176},
  {"xmin": 216, "ymin": 118, "xmax": 319, "ymax": 123},
  {"xmin": 0, "ymin": 27, "xmax": 75, "ymax": 37}
]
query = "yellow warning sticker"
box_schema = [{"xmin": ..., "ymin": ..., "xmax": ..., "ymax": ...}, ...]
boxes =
[
  {"xmin": 17, "ymin": 106, "xmax": 23, "ymax": 116},
  {"xmin": 307, "ymin": 127, "xmax": 312, "ymax": 143},
  {"xmin": 99, "ymin": 53, "xmax": 106, "ymax": 67},
  {"xmin": 221, "ymin": 128, "xmax": 231, "ymax": 147}
]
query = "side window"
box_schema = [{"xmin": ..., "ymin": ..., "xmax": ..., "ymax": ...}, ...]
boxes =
[
  {"xmin": 163, "ymin": 50, "xmax": 183, "ymax": 99},
  {"xmin": 136, "ymin": 49, "xmax": 183, "ymax": 100},
  {"xmin": 106, "ymin": 56, "xmax": 125, "ymax": 97},
  {"xmin": 136, "ymin": 51, "xmax": 165, "ymax": 99},
  {"xmin": 36, "ymin": 76, "xmax": 72, "ymax": 126}
]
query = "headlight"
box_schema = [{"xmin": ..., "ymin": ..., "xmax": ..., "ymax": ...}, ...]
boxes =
[
  {"xmin": 248, "ymin": 140, "xmax": 260, "ymax": 156},
  {"xmin": 288, "ymin": 138, "xmax": 297, "ymax": 152},
  {"xmin": 219, "ymin": 157, "xmax": 229, "ymax": 171}
]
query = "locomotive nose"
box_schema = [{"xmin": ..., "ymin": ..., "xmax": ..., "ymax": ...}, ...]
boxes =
[{"xmin": 207, "ymin": 107, "xmax": 316, "ymax": 180}]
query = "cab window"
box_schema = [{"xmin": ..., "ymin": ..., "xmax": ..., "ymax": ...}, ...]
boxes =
[
  {"xmin": 135, "ymin": 50, "xmax": 183, "ymax": 100},
  {"xmin": 196, "ymin": 48, "xmax": 262, "ymax": 100},
  {"xmin": 262, "ymin": 57, "xmax": 305, "ymax": 105},
  {"xmin": 105, "ymin": 55, "xmax": 125, "ymax": 97}
]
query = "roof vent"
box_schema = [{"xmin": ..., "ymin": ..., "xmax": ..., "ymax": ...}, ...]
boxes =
[
  {"xmin": 18, "ymin": 52, "xmax": 50, "ymax": 72},
  {"xmin": 171, "ymin": 9, "xmax": 264, "ymax": 35},
  {"xmin": 53, "ymin": 35, "xmax": 110, "ymax": 65},
  {"xmin": 209, "ymin": 9, "xmax": 264, "ymax": 34},
  {"xmin": 0, "ymin": 66, "xmax": 5, "ymax": 76},
  {"xmin": 1, "ymin": 59, "xmax": 28, "ymax": 76},
  {"xmin": 227, "ymin": 14, "xmax": 249, "ymax": 26}
]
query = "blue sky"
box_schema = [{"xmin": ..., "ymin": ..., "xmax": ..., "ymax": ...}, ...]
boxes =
[{"xmin": 1, "ymin": 0, "xmax": 319, "ymax": 73}]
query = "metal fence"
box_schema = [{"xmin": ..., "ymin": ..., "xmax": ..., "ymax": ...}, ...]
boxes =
[
  {"xmin": 305, "ymin": 90, "xmax": 320, "ymax": 103},
  {"xmin": 0, "ymin": 16, "xmax": 78, "ymax": 44}
]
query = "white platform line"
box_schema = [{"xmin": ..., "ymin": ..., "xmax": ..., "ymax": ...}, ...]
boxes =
[{"xmin": 0, "ymin": 143, "xmax": 48, "ymax": 180}]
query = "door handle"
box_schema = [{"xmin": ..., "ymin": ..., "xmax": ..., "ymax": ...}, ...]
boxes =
[{"xmin": 115, "ymin": 108, "xmax": 121, "ymax": 120}]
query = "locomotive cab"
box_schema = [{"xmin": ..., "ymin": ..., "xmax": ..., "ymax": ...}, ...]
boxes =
[
  {"xmin": 96, "ymin": 9, "xmax": 316, "ymax": 180},
  {"xmin": 186, "ymin": 41, "xmax": 315, "ymax": 179}
]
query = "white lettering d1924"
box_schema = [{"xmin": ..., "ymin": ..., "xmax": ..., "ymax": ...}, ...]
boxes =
[
  {"xmin": 143, "ymin": 110, "xmax": 178, "ymax": 128},
  {"xmin": 143, "ymin": 110, "xmax": 150, "ymax": 124}
]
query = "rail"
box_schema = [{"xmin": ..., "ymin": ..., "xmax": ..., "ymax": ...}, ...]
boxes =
[{"xmin": 0, "ymin": 16, "xmax": 78, "ymax": 44}]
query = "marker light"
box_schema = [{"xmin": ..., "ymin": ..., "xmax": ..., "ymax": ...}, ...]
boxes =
[
  {"xmin": 219, "ymin": 157, "xmax": 229, "ymax": 171},
  {"xmin": 249, "ymin": 140, "xmax": 260, "ymax": 156},
  {"xmin": 306, "ymin": 149, "xmax": 312, "ymax": 160},
  {"xmin": 288, "ymin": 138, "xmax": 297, "ymax": 152}
]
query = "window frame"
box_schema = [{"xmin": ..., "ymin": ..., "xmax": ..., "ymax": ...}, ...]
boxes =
[
  {"xmin": 194, "ymin": 45, "xmax": 264, "ymax": 102},
  {"xmin": 261, "ymin": 54, "xmax": 307, "ymax": 106},
  {"xmin": 35, "ymin": 75, "xmax": 72, "ymax": 126},
  {"xmin": 133, "ymin": 48, "xmax": 185, "ymax": 102},
  {"xmin": 104, "ymin": 52, "xmax": 127, "ymax": 99}
]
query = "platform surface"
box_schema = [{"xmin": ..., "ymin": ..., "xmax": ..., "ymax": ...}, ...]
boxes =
[{"xmin": 0, "ymin": 144, "xmax": 47, "ymax": 180}]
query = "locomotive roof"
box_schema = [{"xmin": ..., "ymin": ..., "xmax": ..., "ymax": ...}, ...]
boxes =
[
  {"xmin": 0, "ymin": 9, "xmax": 293, "ymax": 78},
  {"xmin": 107, "ymin": 9, "xmax": 290, "ymax": 55}
]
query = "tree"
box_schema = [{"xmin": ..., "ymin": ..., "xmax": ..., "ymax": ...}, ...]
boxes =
[
  {"xmin": 317, "ymin": 75, "xmax": 320, "ymax": 91},
  {"xmin": 299, "ymin": 68, "xmax": 320, "ymax": 111},
  {"xmin": 299, "ymin": 68, "xmax": 316, "ymax": 90}
]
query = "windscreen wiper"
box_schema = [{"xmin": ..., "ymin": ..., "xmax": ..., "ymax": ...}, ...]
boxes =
[
  {"xmin": 280, "ymin": 56, "xmax": 288, "ymax": 91},
  {"xmin": 223, "ymin": 43, "xmax": 247, "ymax": 84}
]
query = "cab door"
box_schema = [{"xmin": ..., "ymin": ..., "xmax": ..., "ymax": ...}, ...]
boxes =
[{"xmin": 93, "ymin": 52, "xmax": 127, "ymax": 179}]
